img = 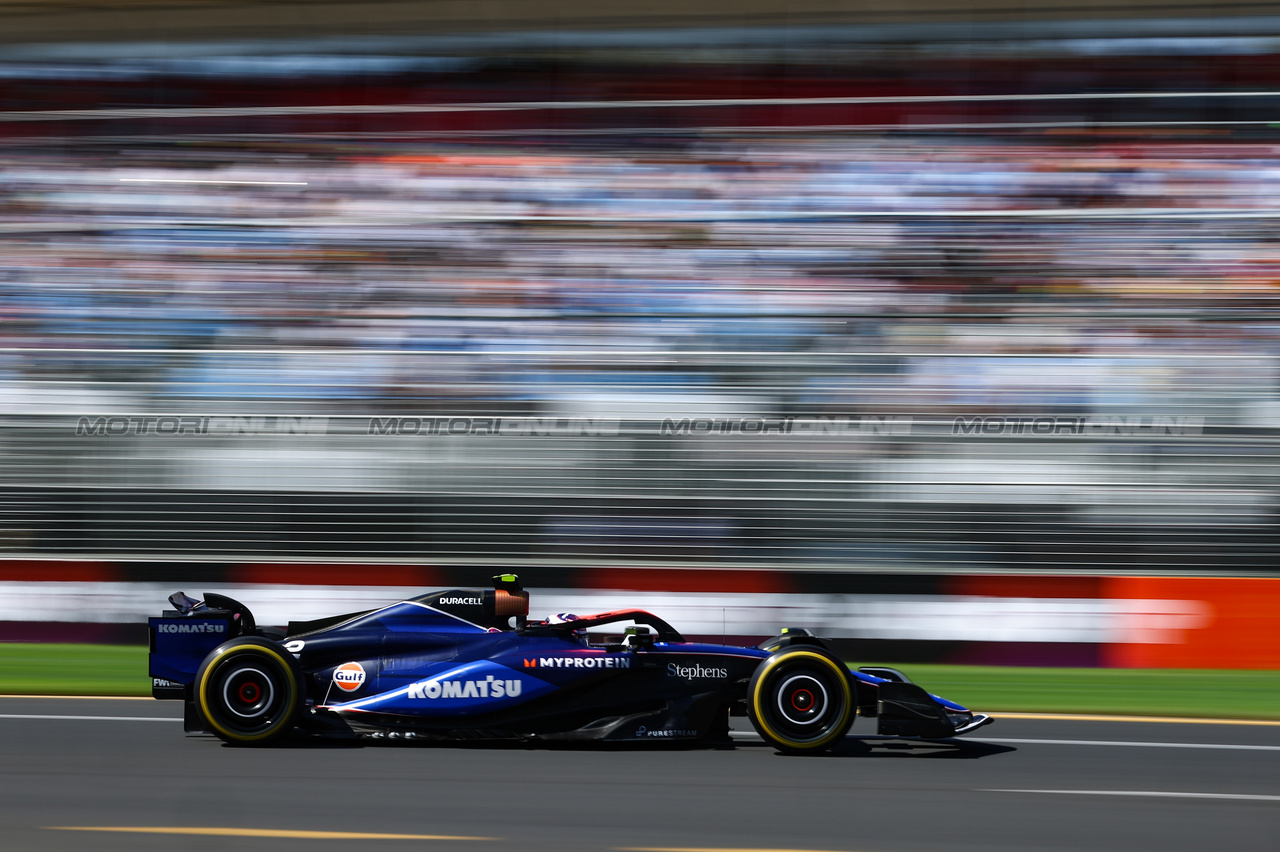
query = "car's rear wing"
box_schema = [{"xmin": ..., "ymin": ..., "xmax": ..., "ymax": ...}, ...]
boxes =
[{"xmin": 148, "ymin": 591, "xmax": 255, "ymax": 699}]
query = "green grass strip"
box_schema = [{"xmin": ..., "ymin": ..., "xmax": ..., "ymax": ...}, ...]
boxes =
[
  {"xmin": 0, "ymin": 644, "xmax": 151, "ymax": 697},
  {"xmin": 2, "ymin": 645, "xmax": 1279, "ymax": 720}
]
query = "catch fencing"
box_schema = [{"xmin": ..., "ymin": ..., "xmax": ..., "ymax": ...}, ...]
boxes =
[{"xmin": 2, "ymin": 349, "xmax": 1279, "ymax": 573}]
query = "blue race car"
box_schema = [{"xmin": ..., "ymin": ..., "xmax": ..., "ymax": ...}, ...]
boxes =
[{"xmin": 149, "ymin": 574, "xmax": 992, "ymax": 753}]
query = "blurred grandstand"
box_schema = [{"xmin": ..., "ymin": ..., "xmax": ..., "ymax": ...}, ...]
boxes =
[{"xmin": 2, "ymin": 6, "xmax": 1280, "ymax": 573}]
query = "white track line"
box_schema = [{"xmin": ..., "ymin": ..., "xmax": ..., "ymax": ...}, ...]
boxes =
[
  {"xmin": 731, "ymin": 730, "xmax": 1280, "ymax": 751},
  {"xmin": 7, "ymin": 716, "xmax": 1277, "ymax": 751},
  {"xmin": 976, "ymin": 737, "xmax": 1280, "ymax": 751},
  {"xmin": 987, "ymin": 789, "xmax": 1280, "ymax": 802},
  {"xmin": 0, "ymin": 714, "xmax": 180, "ymax": 722}
]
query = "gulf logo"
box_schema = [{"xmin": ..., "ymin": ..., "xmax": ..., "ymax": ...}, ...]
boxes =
[{"xmin": 333, "ymin": 662, "xmax": 366, "ymax": 692}]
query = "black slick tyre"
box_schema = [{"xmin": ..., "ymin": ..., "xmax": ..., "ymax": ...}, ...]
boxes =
[
  {"xmin": 195, "ymin": 637, "xmax": 302, "ymax": 745},
  {"xmin": 747, "ymin": 646, "xmax": 854, "ymax": 754}
]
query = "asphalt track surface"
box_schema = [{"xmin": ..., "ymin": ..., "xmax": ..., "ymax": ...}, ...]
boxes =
[{"xmin": 2, "ymin": 697, "xmax": 1278, "ymax": 852}]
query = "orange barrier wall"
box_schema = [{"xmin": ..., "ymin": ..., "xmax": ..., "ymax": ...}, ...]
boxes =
[{"xmin": 1104, "ymin": 577, "xmax": 1280, "ymax": 670}]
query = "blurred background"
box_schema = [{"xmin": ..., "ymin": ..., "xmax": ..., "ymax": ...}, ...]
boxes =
[{"xmin": 3, "ymin": 0, "xmax": 1280, "ymax": 666}]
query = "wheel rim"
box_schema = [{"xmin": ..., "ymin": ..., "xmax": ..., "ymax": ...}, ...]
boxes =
[
  {"xmin": 222, "ymin": 666, "xmax": 276, "ymax": 720},
  {"xmin": 752, "ymin": 651, "xmax": 851, "ymax": 749},
  {"xmin": 203, "ymin": 651, "xmax": 293, "ymax": 738},
  {"xmin": 776, "ymin": 674, "xmax": 829, "ymax": 727}
]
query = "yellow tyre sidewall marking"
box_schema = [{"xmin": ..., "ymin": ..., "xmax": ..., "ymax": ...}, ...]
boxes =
[
  {"xmin": 751, "ymin": 650, "xmax": 852, "ymax": 749},
  {"xmin": 198, "ymin": 644, "xmax": 298, "ymax": 743}
]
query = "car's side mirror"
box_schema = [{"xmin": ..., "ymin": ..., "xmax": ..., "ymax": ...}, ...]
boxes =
[{"xmin": 622, "ymin": 626, "xmax": 655, "ymax": 649}]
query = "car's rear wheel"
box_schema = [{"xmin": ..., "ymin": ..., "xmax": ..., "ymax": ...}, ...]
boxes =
[
  {"xmin": 195, "ymin": 638, "xmax": 302, "ymax": 745},
  {"xmin": 747, "ymin": 646, "xmax": 854, "ymax": 754}
]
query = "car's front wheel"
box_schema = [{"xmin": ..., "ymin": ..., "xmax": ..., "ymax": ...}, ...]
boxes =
[
  {"xmin": 747, "ymin": 646, "xmax": 854, "ymax": 754},
  {"xmin": 195, "ymin": 637, "xmax": 302, "ymax": 745}
]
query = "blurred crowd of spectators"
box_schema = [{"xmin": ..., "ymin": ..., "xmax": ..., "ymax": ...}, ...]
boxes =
[
  {"xmin": 4, "ymin": 42, "xmax": 1280, "ymax": 566},
  {"xmin": 1, "ymin": 134, "xmax": 1279, "ymax": 416}
]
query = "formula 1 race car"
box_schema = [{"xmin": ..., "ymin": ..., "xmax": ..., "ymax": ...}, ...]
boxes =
[{"xmin": 149, "ymin": 575, "xmax": 992, "ymax": 753}]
